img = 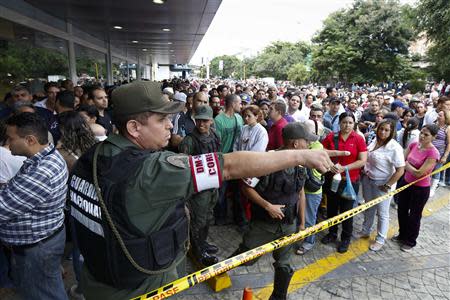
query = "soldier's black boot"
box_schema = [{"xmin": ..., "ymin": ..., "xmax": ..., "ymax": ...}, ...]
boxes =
[
  {"xmin": 192, "ymin": 237, "xmax": 218, "ymax": 266},
  {"xmin": 201, "ymin": 226, "xmax": 219, "ymax": 254},
  {"xmin": 269, "ymin": 267, "xmax": 294, "ymax": 300},
  {"xmin": 198, "ymin": 250, "xmax": 219, "ymax": 266}
]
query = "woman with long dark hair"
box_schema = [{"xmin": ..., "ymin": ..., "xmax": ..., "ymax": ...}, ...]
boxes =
[
  {"xmin": 397, "ymin": 117, "xmax": 420, "ymax": 149},
  {"xmin": 57, "ymin": 111, "xmax": 97, "ymax": 171},
  {"xmin": 321, "ymin": 112, "xmax": 367, "ymax": 253},
  {"xmin": 394, "ymin": 124, "xmax": 440, "ymax": 252},
  {"xmin": 357, "ymin": 120, "xmax": 405, "ymax": 251}
]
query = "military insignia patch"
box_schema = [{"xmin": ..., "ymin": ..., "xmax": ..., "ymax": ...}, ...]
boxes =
[{"xmin": 166, "ymin": 155, "xmax": 189, "ymax": 169}]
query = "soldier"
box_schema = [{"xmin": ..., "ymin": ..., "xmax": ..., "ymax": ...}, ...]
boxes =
[
  {"xmin": 179, "ymin": 105, "xmax": 220, "ymax": 266},
  {"xmin": 69, "ymin": 81, "xmax": 345, "ymax": 300},
  {"xmin": 230, "ymin": 122, "xmax": 320, "ymax": 300}
]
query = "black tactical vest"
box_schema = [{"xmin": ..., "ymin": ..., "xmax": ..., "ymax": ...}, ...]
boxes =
[
  {"xmin": 69, "ymin": 146, "xmax": 188, "ymax": 289},
  {"xmin": 189, "ymin": 128, "xmax": 221, "ymax": 154},
  {"xmin": 252, "ymin": 166, "xmax": 306, "ymax": 223}
]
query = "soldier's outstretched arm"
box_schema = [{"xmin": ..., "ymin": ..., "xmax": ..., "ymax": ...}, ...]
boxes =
[{"xmin": 222, "ymin": 149, "xmax": 349, "ymax": 181}]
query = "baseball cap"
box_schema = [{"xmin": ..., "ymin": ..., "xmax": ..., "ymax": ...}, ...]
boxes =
[
  {"xmin": 162, "ymin": 87, "xmax": 174, "ymax": 95},
  {"xmin": 112, "ymin": 81, "xmax": 184, "ymax": 117},
  {"xmin": 194, "ymin": 105, "xmax": 213, "ymax": 120},
  {"xmin": 282, "ymin": 122, "xmax": 318, "ymax": 142},
  {"xmin": 391, "ymin": 100, "xmax": 405, "ymax": 110},
  {"xmin": 258, "ymin": 99, "xmax": 271, "ymax": 107},
  {"xmin": 173, "ymin": 92, "xmax": 187, "ymax": 103},
  {"xmin": 240, "ymin": 93, "xmax": 251, "ymax": 104}
]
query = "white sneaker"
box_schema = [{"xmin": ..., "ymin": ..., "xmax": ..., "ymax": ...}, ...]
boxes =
[
  {"xmin": 369, "ymin": 241, "xmax": 383, "ymax": 252},
  {"xmin": 430, "ymin": 179, "xmax": 439, "ymax": 198}
]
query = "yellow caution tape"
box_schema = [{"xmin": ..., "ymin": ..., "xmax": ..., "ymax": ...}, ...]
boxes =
[{"xmin": 131, "ymin": 162, "xmax": 450, "ymax": 300}]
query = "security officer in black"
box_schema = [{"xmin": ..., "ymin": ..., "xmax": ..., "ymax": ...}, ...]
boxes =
[
  {"xmin": 179, "ymin": 105, "xmax": 221, "ymax": 265},
  {"xmin": 231, "ymin": 122, "xmax": 319, "ymax": 300}
]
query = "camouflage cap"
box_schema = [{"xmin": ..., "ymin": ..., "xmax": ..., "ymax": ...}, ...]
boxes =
[
  {"xmin": 112, "ymin": 81, "xmax": 184, "ymax": 116},
  {"xmin": 282, "ymin": 122, "xmax": 318, "ymax": 142},
  {"xmin": 194, "ymin": 105, "xmax": 213, "ymax": 120}
]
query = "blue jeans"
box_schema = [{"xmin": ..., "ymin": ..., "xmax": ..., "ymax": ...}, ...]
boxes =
[
  {"xmin": 302, "ymin": 193, "xmax": 322, "ymax": 250},
  {"xmin": 10, "ymin": 227, "xmax": 68, "ymax": 300},
  {"xmin": 361, "ymin": 175, "xmax": 391, "ymax": 244},
  {"xmin": 445, "ymin": 156, "xmax": 450, "ymax": 185},
  {"xmin": 432, "ymin": 162, "xmax": 443, "ymax": 181},
  {"xmin": 0, "ymin": 246, "xmax": 13, "ymax": 287}
]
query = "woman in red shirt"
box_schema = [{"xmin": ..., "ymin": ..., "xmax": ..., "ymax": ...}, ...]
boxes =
[{"xmin": 321, "ymin": 112, "xmax": 368, "ymax": 253}]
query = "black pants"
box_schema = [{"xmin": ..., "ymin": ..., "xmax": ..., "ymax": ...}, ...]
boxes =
[
  {"xmin": 397, "ymin": 180, "xmax": 430, "ymax": 247},
  {"xmin": 326, "ymin": 181, "xmax": 359, "ymax": 241}
]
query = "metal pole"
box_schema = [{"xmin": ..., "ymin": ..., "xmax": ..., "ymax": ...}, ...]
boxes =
[
  {"xmin": 105, "ymin": 38, "xmax": 113, "ymax": 85},
  {"xmin": 66, "ymin": 22, "xmax": 77, "ymax": 83}
]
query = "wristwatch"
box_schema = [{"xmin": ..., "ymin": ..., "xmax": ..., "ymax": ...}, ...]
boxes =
[{"xmin": 382, "ymin": 184, "xmax": 391, "ymax": 190}]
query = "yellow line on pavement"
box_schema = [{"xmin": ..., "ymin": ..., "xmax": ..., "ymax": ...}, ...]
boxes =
[{"xmin": 254, "ymin": 194, "xmax": 450, "ymax": 300}]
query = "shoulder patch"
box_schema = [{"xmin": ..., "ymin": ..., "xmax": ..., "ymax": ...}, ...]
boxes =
[{"xmin": 166, "ymin": 155, "xmax": 189, "ymax": 169}]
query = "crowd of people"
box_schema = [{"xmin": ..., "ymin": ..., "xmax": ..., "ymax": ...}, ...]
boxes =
[{"xmin": 0, "ymin": 77, "xmax": 449, "ymax": 299}]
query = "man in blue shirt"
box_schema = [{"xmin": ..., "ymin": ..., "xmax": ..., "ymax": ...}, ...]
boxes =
[{"xmin": 323, "ymin": 97, "xmax": 342, "ymax": 133}]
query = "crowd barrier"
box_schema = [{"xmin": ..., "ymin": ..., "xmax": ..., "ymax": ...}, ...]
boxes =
[{"xmin": 131, "ymin": 162, "xmax": 450, "ymax": 300}]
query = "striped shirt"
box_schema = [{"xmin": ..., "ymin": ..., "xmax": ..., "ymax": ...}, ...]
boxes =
[{"xmin": 0, "ymin": 144, "xmax": 68, "ymax": 245}]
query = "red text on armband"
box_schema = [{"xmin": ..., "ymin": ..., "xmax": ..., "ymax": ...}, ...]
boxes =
[{"xmin": 189, "ymin": 153, "xmax": 222, "ymax": 193}]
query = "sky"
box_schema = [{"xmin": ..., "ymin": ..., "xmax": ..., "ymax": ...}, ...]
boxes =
[{"xmin": 190, "ymin": 0, "xmax": 416, "ymax": 65}]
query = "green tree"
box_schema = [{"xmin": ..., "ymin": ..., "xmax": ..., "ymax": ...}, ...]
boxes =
[
  {"xmin": 210, "ymin": 55, "xmax": 242, "ymax": 78},
  {"xmin": 414, "ymin": 0, "xmax": 450, "ymax": 80},
  {"xmin": 0, "ymin": 41, "xmax": 68, "ymax": 83},
  {"xmin": 287, "ymin": 63, "xmax": 309, "ymax": 85},
  {"xmin": 311, "ymin": 0, "xmax": 414, "ymax": 83},
  {"xmin": 252, "ymin": 41, "xmax": 312, "ymax": 80}
]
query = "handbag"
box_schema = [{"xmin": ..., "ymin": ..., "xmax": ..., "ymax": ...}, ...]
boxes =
[{"xmin": 340, "ymin": 167, "xmax": 357, "ymax": 201}]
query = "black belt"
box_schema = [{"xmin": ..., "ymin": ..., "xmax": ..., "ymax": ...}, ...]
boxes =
[{"xmin": 7, "ymin": 225, "xmax": 64, "ymax": 254}]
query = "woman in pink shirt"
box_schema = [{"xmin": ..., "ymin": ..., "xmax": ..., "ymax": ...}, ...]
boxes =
[{"xmin": 394, "ymin": 124, "xmax": 440, "ymax": 252}]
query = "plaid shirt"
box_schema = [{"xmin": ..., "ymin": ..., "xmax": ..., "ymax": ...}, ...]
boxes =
[{"xmin": 0, "ymin": 144, "xmax": 68, "ymax": 245}]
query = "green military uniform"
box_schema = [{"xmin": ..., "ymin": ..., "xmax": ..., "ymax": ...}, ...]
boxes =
[
  {"xmin": 179, "ymin": 135, "xmax": 218, "ymax": 234},
  {"xmin": 178, "ymin": 105, "xmax": 221, "ymax": 265},
  {"xmin": 232, "ymin": 122, "xmax": 313, "ymax": 300},
  {"xmin": 70, "ymin": 81, "xmax": 225, "ymax": 300},
  {"xmin": 234, "ymin": 164, "xmax": 305, "ymax": 300},
  {"xmin": 75, "ymin": 133, "xmax": 224, "ymax": 300}
]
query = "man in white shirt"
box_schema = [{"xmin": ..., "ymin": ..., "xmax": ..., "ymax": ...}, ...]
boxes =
[
  {"xmin": 423, "ymin": 96, "xmax": 450, "ymax": 126},
  {"xmin": 34, "ymin": 82, "xmax": 60, "ymax": 113},
  {"xmin": 0, "ymin": 123, "xmax": 26, "ymax": 184}
]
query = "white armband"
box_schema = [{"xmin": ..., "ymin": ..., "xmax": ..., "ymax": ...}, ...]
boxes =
[{"xmin": 189, "ymin": 153, "xmax": 222, "ymax": 192}]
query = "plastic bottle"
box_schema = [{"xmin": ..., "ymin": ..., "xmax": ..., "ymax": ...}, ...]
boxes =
[{"xmin": 330, "ymin": 172, "xmax": 342, "ymax": 193}]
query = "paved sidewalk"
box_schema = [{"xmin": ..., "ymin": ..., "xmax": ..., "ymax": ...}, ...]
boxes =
[
  {"xmin": 0, "ymin": 187, "xmax": 448, "ymax": 300},
  {"xmin": 175, "ymin": 186, "xmax": 450, "ymax": 300}
]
